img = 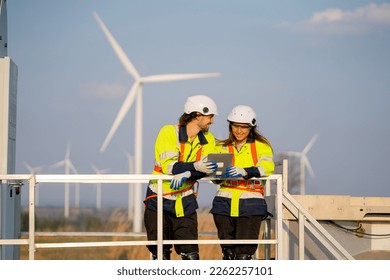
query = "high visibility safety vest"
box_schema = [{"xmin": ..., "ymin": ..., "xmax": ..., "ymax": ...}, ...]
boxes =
[
  {"xmin": 145, "ymin": 124, "xmax": 216, "ymax": 217},
  {"xmin": 212, "ymin": 138, "xmax": 274, "ymax": 217}
]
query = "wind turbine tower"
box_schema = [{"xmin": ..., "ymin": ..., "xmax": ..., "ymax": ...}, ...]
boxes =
[
  {"xmin": 91, "ymin": 164, "xmax": 109, "ymax": 211},
  {"xmin": 0, "ymin": 0, "xmax": 20, "ymax": 260},
  {"xmin": 51, "ymin": 143, "xmax": 78, "ymax": 218},
  {"xmin": 93, "ymin": 12, "xmax": 220, "ymax": 232}
]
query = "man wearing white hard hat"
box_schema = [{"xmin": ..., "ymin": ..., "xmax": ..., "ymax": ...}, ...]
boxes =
[{"xmin": 144, "ymin": 95, "xmax": 218, "ymax": 260}]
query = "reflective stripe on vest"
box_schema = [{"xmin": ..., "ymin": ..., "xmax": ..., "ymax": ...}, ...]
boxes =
[
  {"xmin": 228, "ymin": 142, "xmax": 257, "ymax": 166},
  {"xmin": 174, "ymin": 139, "xmax": 202, "ymax": 216},
  {"xmin": 144, "ymin": 185, "xmax": 194, "ymax": 202}
]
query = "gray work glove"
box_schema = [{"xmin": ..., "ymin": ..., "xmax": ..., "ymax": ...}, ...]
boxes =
[
  {"xmin": 225, "ymin": 166, "xmax": 247, "ymax": 178},
  {"xmin": 194, "ymin": 161, "xmax": 218, "ymax": 174},
  {"xmin": 170, "ymin": 171, "xmax": 191, "ymax": 190}
]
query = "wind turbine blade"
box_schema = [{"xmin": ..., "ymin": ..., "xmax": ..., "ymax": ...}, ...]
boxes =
[
  {"xmin": 100, "ymin": 82, "xmax": 140, "ymax": 153},
  {"xmin": 25, "ymin": 164, "xmax": 43, "ymax": 174},
  {"xmin": 302, "ymin": 156, "xmax": 315, "ymax": 177},
  {"xmin": 91, "ymin": 164, "xmax": 99, "ymax": 173},
  {"xmin": 23, "ymin": 162, "xmax": 33, "ymax": 173},
  {"xmin": 65, "ymin": 142, "xmax": 72, "ymax": 160},
  {"xmin": 302, "ymin": 134, "xmax": 319, "ymax": 155},
  {"xmin": 125, "ymin": 153, "xmax": 134, "ymax": 162},
  {"xmin": 50, "ymin": 160, "xmax": 66, "ymax": 169},
  {"xmin": 36, "ymin": 166, "xmax": 43, "ymax": 172},
  {"xmin": 124, "ymin": 150, "xmax": 130, "ymax": 158},
  {"xmin": 68, "ymin": 161, "xmax": 78, "ymax": 174},
  {"xmin": 91, "ymin": 164, "xmax": 109, "ymax": 174},
  {"xmin": 142, "ymin": 72, "xmax": 220, "ymax": 83},
  {"xmin": 93, "ymin": 12, "xmax": 140, "ymax": 81}
]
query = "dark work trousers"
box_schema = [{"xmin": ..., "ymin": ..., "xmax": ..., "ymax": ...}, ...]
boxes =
[
  {"xmin": 213, "ymin": 214, "xmax": 263, "ymax": 255},
  {"xmin": 144, "ymin": 208, "xmax": 199, "ymax": 256}
]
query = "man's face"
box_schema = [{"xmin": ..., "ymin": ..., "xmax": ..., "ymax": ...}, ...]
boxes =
[{"xmin": 197, "ymin": 114, "xmax": 214, "ymax": 132}]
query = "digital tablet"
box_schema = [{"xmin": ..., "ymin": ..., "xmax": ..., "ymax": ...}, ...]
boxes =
[{"xmin": 206, "ymin": 153, "xmax": 233, "ymax": 177}]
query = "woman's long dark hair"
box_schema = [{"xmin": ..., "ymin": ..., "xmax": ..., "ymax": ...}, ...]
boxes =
[{"xmin": 218, "ymin": 123, "xmax": 272, "ymax": 150}]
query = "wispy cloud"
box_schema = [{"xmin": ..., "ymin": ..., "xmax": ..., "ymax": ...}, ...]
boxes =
[
  {"xmin": 281, "ymin": 3, "xmax": 390, "ymax": 34},
  {"xmin": 79, "ymin": 81, "xmax": 127, "ymax": 99}
]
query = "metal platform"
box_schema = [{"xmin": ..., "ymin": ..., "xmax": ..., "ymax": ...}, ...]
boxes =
[{"xmin": 280, "ymin": 194, "xmax": 390, "ymax": 259}]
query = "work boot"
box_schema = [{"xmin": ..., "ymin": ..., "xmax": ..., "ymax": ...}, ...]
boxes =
[
  {"xmin": 222, "ymin": 247, "xmax": 236, "ymax": 260},
  {"xmin": 152, "ymin": 251, "xmax": 171, "ymax": 260},
  {"xmin": 180, "ymin": 252, "xmax": 200, "ymax": 260},
  {"xmin": 235, "ymin": 254, "xmax": 252, "ymax": 260}
]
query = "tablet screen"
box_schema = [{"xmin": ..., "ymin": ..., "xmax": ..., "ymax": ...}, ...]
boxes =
[{"xmin": 206, "ymin": 153, "xmax": 233, "ymax": 177}]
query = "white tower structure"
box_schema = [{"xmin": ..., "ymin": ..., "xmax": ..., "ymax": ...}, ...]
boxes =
[
  {"xmin": 0, "ymin": 0, "xmax": 20, "ymax": 260},
  {"xmin": 91, "ymin": 164, "xmax": 109, "ymax": 211},
  {"xmin": 51, "ymin": 143, "xmax": 78, "ymax": 218}
]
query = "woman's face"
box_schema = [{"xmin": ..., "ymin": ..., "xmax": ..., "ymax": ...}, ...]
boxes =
[{"xmin": 231, "ymin": 122, "xmax": 251, "ymax": 144}]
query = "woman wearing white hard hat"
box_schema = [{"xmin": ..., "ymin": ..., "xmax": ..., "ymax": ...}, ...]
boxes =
[{"xmin": 211, "ymin": 105, "xmax": 274, "ymax": 260}]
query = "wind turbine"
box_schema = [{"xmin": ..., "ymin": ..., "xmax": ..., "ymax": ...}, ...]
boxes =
[
  {"xmin": 90, "ymin": 164, "xmax": 110, "ymax": 211},
  {"xmin": 50, "ymin": 143, "xmax": 78, "ymax": 218},
  {"xmin": 23, "ymin": 162, "xmax": 43, "ymax": 206},
  {"xmin": 93, "ymin": 12, "xmax": 220, "ymax": 232},
  {"xmin": 285, "ymin": 134, "xmax": 319, "ymax": 195}
]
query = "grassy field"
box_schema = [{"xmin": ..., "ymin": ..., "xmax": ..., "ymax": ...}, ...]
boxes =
[{"xmin": 19, "ymin": 207, "xmax": 272, "ymax": 260}]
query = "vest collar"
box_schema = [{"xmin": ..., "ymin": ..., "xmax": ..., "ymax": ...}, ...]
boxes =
[
  {"xmin": 246, "ymin": 136, "xmax": 255, "ymax": 143},
  {"xmin": 178, "ymin": 125, "xmax": 208, "ymax": 144},
  {"xmin": 233, "ymin": 136, "xmax": 255, "ymax": 146}
]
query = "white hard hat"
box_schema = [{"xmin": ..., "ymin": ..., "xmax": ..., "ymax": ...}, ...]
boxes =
[
  {"xmin": 184, "ymin": 95, "xmax": 218, "ymax": 115},
  {"xmin": 227, "ymin": 105, "xmax": 257, "ymax": 126}
]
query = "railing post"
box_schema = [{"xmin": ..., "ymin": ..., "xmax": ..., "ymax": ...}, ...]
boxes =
[
  {"xmin": 298, "ymin": 212, "xmax": 305, "ymax": 260},
  {"xmin": 276, "ymin": 175, "xmax": 283, "ymax": 259},
  {"xmin": 264, "ymin": 178, "xmax": 271, "ymax": 259},
  {"xmin": 157, "ymin": 178, "xmax": 163, "ymax": 260},
  {"xmin": 282, "ymin": 159, "xmax": 288, "ymax": 194},
  {"xmin": 28, "ymin": 175, "xmax": 36, "ymax": 260},
  {"xmin": 263, "ymin": 218, "xmax": 271, "ymax": 259}
]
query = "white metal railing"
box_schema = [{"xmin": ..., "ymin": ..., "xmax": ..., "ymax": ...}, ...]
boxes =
[
  {"xmin": 281, "ymin": 192, "xmax": 354, "ymax": 259},
  {"xmin": 0, "ymin": 173, "xmax": 284, "ymax": 260},
  {"xmin": 1, "ymin": 160, "xmax": 355, "ymax": 260},
  {"xmin": 279, "ymin": 161, "xmax": 354, "ymax": 260}
]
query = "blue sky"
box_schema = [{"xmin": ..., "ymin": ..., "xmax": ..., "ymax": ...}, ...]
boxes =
[{"xmin": 6, "ymin": 1, "xmax": 390, "ymax": 208}]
